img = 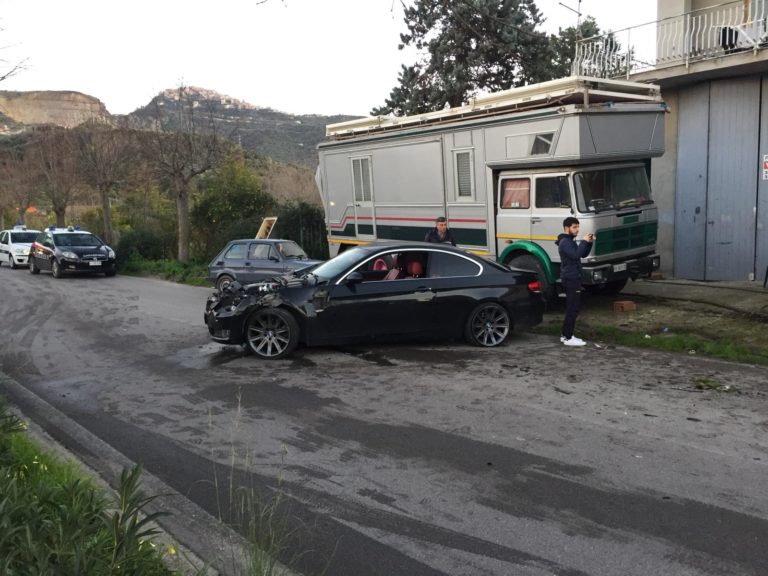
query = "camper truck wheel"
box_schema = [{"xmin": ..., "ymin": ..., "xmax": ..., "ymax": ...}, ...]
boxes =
[{"xmin": 508, "ymin": 254, "xmax": 553, "ymax": 301}]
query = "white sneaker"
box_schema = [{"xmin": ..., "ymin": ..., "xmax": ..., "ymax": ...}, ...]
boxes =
[{"xmin": 562, "ymin": 336, "xmax": 587, "ymax": 347}]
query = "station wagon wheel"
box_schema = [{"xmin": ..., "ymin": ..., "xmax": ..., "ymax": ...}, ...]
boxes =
[
  {"xmin": 216, "ymin": 274, "xmax": 234, "ymax": 292},
  {"xmin": 52, "ymin": 259, "xmax": 63, "ymax": 279},
  {"xmin": 464, "ymin": 302, "xmax": 511, "ymax": 347},
  {"xmin": 244, "ymin": 308, "xmax": 299, "ymax": 359},
  {"xmin": 29, "ymin": 257, "xmax": 40, "ymax": 275},
  {"xmin": 9, "ymin": 258, "xmax": 16, "ymax": 269}
]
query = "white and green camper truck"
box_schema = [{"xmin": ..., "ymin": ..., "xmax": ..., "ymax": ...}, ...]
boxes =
[{"xmin": 315, "ymin": 76, "xmax": 665, "ymax": 299}]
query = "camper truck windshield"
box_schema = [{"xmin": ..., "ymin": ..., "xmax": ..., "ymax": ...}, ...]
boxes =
[{"xmin": 574, "ymin": 166, "xmax": 653, "ymax": 214}]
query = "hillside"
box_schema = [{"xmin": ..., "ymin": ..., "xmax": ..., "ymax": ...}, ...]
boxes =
[
  {"xmin": 124, "ymin": 87, "xmax": 358, "ymax": 168},
  {"xmin": 0, "ymin": 87, "xmax": 360, "ymax": 168},
  {"xmin": 0, "ymin": 90, "xmax": 110, "ymax": 128}
]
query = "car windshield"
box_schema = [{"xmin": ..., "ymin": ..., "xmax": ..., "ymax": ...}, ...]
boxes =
[
  {"xmin": 311, "ymin": 247, "xmax": 367, "ymax": 279},
  {"xmin": 573, "ymin": 166, "xmax": 653, "ymax": 213},
  {"xmin": 54, "ymin": 233, "xmax": 103, "ymax": 247},
  {"xmin": 11, "ymin": 232, "xmax": 37, "ymax": 243},
  {"xmin": 278, "ymin": 241, "xmax": 308, "ymax": 259}
]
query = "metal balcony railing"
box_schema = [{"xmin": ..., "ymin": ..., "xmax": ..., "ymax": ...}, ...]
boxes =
[{"xmin": 572, "ymin": 0, "xmax": 768, "ymax": 78}]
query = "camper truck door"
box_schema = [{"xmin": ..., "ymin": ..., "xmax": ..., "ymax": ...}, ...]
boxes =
[{"xmin": 351, "ymin": 156, "xmax": 376, "ymax": 239}]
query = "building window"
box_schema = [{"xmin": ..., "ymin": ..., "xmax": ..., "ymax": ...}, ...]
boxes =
[
  {"xmin": 454, "ymin": 149, "xmax": 475, "ymax": 200},
  {"xmin": 352, "ymin": 157, "xmax": 372, "ymax": 202}
]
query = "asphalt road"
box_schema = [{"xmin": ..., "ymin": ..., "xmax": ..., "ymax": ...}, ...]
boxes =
[{"xmin": 1, "ymin": 266, "xmax": 767, "ymax": 576}]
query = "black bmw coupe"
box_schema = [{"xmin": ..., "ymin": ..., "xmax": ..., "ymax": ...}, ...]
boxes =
[{"xmin": 205, "ymin": 242, "xmax": 545, "ymax": 359}]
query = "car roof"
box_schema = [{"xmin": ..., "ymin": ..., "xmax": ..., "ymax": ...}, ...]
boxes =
[
  {"xmin": 226, "ymin": 238, "xmax": 295, "ymax": 244},
  {"xmin": 356, "ymin": 240, "xmax": 466, "ymax": 253},
  {"xmin": 3, "ymin": 228, "xmax": 41, "ymax": 233}
]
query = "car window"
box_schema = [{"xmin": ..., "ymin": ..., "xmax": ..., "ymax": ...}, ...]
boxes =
[
  {"xmin": 353, "ymin": 250, "xmax": 430, "ymax": 282},
  {"xmin": 279, "ymin": 241, "xmax": 308, "ymax": 259},
  {"xmin": 248, "ymin": 244, "xmax": 271, "ymax": 259},
  {"xmin": 427, "ymin": 251, "xmax": 481, "ymax": 278},
  {"xmin": 11, "ymin": 232, "xmax": 38, "ymax": 243},
  {"xmin": 54, "ymin": 233, "xmax": 102, "ymax": 247},
  {"xmin": 268, "ymin": 246, "xmax": 280, "ymax": 261},
  {"xmin": 315, "ymin": 247, "xmax": 367, "ymax": 279},
  {"xmin": 224, "ymin": 244, "xmax": 246, "ymax": 259}
]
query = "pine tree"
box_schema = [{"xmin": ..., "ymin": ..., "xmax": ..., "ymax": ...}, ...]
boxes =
[{"xmin": 372, "ymin": 0, "xmax": 551, "ymax": 115}]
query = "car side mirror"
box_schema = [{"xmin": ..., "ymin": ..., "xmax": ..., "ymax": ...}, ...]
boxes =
[{"xmin": 344, "ymin": 271, "xmax": 364, "ymax": 285}]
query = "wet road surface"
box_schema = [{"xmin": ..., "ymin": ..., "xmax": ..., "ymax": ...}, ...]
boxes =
[{"xmin": 1, "ymin": 267, "xmax": 767, "ymax": 575}]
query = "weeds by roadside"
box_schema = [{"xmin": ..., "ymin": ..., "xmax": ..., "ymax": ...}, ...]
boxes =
[
  {"xmin": 0, "ymin": 399, "xmax": 176, "ymax": 575},
  {"xmin": 535, "ymin": 295, "xmax": 768, "ymax": 366},
  {"xmin": 120, "ymin": 255, "xmax": 209, "ymax": 286}
]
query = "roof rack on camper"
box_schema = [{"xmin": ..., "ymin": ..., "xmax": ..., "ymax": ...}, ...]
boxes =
[{"xmin": 326, "ymin": 76, "xmax": 662, "ymax": 139}]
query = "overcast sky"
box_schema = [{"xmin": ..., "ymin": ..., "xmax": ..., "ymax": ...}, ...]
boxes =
[{"xmin": 0, "ymin": 0, "xmax": 657, "ymax": 117}]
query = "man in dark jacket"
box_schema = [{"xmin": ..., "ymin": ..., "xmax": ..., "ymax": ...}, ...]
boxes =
[
  {"xmin": 424, "ymin": 216, "xmax": 456, "ymax": 245},
  {"xmin": 556, "ymin": 217, "xmax": 594, "ymax": 347}
]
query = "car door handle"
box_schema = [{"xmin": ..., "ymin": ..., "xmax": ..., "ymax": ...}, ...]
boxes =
[
  {"xmin": 244, "ymin": 262, "xmax": 251, "ymax": 266},
  {"xmin": 531, "ymin": 217, "xmax": 542, "ymax": 223},
  {"xmin": 416, "ymin": 286, "xmax": 432, "ymax": 292}
]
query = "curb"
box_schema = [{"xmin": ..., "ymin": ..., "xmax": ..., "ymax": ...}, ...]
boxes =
[{"xmin": 0, "ymin": 371, "xmax": 298, "ymax": 576}]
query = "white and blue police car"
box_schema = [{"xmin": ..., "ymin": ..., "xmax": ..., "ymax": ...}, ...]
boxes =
[{"xmin": 0, "ymin": 225, "xmax": 41, "ymax": 268}]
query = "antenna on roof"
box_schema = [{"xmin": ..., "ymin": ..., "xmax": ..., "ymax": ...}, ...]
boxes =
[{"xmin": 558, "ymin": 0, "xmax": 583, "ymax": 37}]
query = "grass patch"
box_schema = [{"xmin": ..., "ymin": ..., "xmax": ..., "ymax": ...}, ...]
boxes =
[
  {"xmin": 120, "ymin": 255, "xmax": 209, "ymax": 287},
  {"xmin": 534, "ymin": 318, "xmax": 768, "ymax": 366}
]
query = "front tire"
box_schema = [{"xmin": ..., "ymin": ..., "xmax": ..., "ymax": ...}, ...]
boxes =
[
  {"xmin": 9, "ymin": 258, "xmax": 16, "ymax": 270},
  {"xmin": 244, "ymin": 308, "xmax": 299, "ymax": 359},
  {"xmin": 464, "ymin": 302, "xmax": 511, "ymax": 347},
  {"xmin": 52, "ymin": 259, "xmax": 63, "ymax": 279},
  {"xmin": 216, "ymin": 274, "xmax": 234, "ymax": 292},
  {"xmin": 29, "ymin": 257, "xmax": 40, "ymax": 275}
]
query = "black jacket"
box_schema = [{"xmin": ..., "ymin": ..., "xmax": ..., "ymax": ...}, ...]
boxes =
[
  {"xmin": 556, "ymin": 233, "xmax": 593, "ymax": 281},
  {"xmin": 424, "ymin": 228, "xmax": 456, "ymax": 246}
]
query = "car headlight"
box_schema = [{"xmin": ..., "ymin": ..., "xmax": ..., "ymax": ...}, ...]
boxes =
[
  {"xmin": 14, "ymin": 247, "xmax": 28, "ymax": 254},
  {"xmin": 62, "ymin": 251, "xmax": 78, "ymax": 259},
  {"xmin": 107, "ymin": 248, "xmax": 115, "ymax": 259}
]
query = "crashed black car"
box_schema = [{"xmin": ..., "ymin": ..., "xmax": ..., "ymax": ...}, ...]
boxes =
[{"xmin": 204, "ymin": 242, "xmax": 545, "ymax": 359}]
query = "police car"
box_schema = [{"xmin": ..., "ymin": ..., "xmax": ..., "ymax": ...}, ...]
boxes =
[
  {"xmin": 0, "ymin": 225, "xmax": 41, "ymax": 268},
  {"xmin": 28, "ymin": 226, "xmax": 117, "ymax": 278}
]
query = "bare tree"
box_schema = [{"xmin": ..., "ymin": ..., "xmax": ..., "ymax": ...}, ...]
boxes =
[
  {"xmin": 145, "ymin": 86, "xmax": 224, "ymax": 263},
  {"xmin": 0, "ymin": 140, "xmax": 41, "ymax": 225},
  {"xmin": 28, "ymin": 127, "xmax": 84, "ymax": 227},
  {"xmin": 74, "ymin": 121, "xmax": 135, "ymax": 244},
  {"xmin": 0, "ymin": 25, "xmax": 27, "ymax": 83}
]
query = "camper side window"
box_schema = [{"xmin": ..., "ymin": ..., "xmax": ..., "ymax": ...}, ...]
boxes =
[
  {"xmin": 351, "ymin": 157, "xmax": 372, "ymax": 203},
  {"xmin": 453, "ymin": 149, "xmax": 475, "ymax": 201},
  {"xmin": 500, "ymin": 178, "xmax": 530, "ymax": 209}
]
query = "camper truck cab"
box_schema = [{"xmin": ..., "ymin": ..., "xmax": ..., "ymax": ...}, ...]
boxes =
[{"xmin": 496, "ymin": 162, "xmax": 659, "ymax": 297}]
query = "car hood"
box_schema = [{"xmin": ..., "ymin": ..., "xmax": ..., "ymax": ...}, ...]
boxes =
[
  {"xmin": 63, "ymin": 245, "xmax": 112, "ymax": 257},
  {"xmin": 286, "ymin": 258, "xmax": 323, "ymax": 269}
]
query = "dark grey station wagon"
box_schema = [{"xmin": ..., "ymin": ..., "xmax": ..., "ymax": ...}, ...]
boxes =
[{"xmin": 207, "ymin": 239, "xmax": 322, "ymax": 291}]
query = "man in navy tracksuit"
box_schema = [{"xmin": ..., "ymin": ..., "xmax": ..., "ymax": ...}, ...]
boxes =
[{"xmin": 556, "ymin": 217, "xmax": 594, "ymax": 347}]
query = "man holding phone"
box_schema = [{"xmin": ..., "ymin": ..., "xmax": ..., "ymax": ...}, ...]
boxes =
[{"xmin": 556, "ymin": 217, "xmax": 594, "ymax": 347}]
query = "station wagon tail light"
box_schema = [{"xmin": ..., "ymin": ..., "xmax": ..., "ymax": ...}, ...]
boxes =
[{"xmin": 527, "ymin": 280, "xmax": 541, "ymax": 293}]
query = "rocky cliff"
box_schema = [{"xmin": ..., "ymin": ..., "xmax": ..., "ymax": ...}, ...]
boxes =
[{"xmin": 0, "ymin": 90, "xmax": 111, "ymax": 129}]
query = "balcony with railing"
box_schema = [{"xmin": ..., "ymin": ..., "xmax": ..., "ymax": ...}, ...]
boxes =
[{"xmin": 572, "ymin": 0, "xmax": 768, "ymax": 79}]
